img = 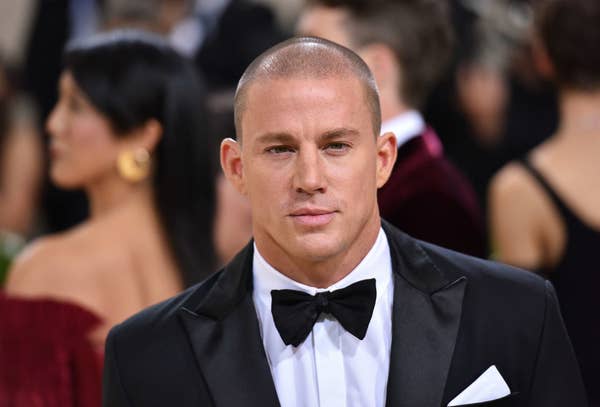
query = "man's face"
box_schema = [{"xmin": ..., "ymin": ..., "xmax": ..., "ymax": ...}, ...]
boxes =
[{"xmin": 222, "ymin": 76, "xmax": 395, "ymax": 270}]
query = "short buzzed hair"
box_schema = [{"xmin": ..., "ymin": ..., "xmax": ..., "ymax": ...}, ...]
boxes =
[{"xmin": 234, "ymin": 36, "xmax": 381, "ymax": 140}]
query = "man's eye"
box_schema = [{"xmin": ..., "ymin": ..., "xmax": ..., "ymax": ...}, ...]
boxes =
[
  {"xmin": 267, "ymin": 146, "xmax": 294, "ymax": 154},
  {"xmin": 325, "ymin": 143, "xmax": 349, "ymax": 151}
]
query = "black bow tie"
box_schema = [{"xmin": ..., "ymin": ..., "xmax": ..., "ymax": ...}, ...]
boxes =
[{"xmin": 270, "ymin": 278, "xmax": 377, "ymax": 347}]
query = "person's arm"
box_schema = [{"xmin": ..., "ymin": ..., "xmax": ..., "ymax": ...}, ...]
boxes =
[
  {"xmin": 103, "ymin": 326, "xmax": 132, "ymax": 407},
  {"xmin": 528, "ymin": 281, "xmax": 587, "ymax": 405},
  {"xmin": 488, "ymin": 163, "xmax": 544, "ymax": 268}
]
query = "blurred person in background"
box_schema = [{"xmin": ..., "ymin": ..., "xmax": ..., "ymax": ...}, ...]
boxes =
[
  {"xmin": 195, "ymin": 0, "xmax": 286, "ymax": 264},
  {"xmin": 192, "ymin": 0, "xmax": 287, "ymax": 92},
  {"xmin": 213, "ymin": 169, "xmax": 253, "ymax": 264},
  {"xmin": 426, "ymin": 0, "xmax": 559, "ymax": 211},
  {"xmin": 297, "ymin": 0, "xmax": 486, "ymax": 257},
  {"xmin": 489, "ymin": 0, "xmax": 600, "ymax": 402},
  {"xmin": 0, "ymin": 59, "xmax": 43, "ymax": 237},
  {"xmin": 1, "ymin": 30, "xmax": 216, "ymax": 406},
  {"xmin": 20, "ymin": 0, "xmax": 284, "ymax": 266},
  {"xmin": 0, "ymin": 58, "xmax": 43, "ymax": 285},
  {"xmin": 23, "ymin": 0, "xmax": 203, "ymax": 235}
]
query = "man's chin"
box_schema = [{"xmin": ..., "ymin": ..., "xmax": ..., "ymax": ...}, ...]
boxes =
[{"xmin": 291, "ymin": 235, "xmax": 345, "ymax": 262}]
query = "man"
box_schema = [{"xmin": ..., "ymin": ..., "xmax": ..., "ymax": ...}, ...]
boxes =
[
  {"xmin": 103, "ymin": 37, "xmax": 586, "ymax": 406},
  {"xmin": 297, "ymin": 0, "xmax": 486, "ymax": 257}
]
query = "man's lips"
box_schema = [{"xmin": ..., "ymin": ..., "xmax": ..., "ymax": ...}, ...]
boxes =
[{"xmin": 289, "ymin": 208, "xmax": 336, "ymax": 226}]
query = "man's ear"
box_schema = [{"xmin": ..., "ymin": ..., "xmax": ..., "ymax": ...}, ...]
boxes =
[
  {"xmin": 220, "ymin": 138, "xmax": 246, "ymax": 195},
  {"xmin": 376, "ymin": 132, "xmax": 397, "ymax": 188}
]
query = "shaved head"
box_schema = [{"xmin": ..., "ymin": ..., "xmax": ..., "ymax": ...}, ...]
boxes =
[{"xmin": 234, "ymin": 36, "xmax": 381, "ymax": 139}]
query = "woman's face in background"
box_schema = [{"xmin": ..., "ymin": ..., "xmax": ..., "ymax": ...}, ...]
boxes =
[{"xmin": 46, "ymin": 71, "xmax": 121, "ymax": 189}]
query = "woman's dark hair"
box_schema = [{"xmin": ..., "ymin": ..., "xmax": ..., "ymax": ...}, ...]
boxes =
[
  {"xmin": 536, "ymin": 0, "xmax": 600, "ymax": 91},
  {"xmin": 64, "ymin": 30, "xmax": 216, "ymax": 286}
]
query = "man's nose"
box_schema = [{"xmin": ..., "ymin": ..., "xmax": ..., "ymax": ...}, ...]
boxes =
[{"xmin": 293, "ymin": 149, "xmax": 326, "ymax": 194}]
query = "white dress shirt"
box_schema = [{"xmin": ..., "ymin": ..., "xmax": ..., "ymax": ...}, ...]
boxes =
[
  {"xmin": 381, "ymin": 110, "xmax": 425, "ymax": 148},
  {"xmin": 252, "ymin": 228, "xmax": 394, "ymax": 407}
]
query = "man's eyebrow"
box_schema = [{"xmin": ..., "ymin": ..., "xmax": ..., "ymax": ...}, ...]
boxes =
[
  {"xmin": 255, "ymin": 128, "xmax": 360, "ymax": 145},
  {"xmin": 255, "ymin": 132, "xmax": 295, "ymax": 145},
  {"xmin": 320, "ymin": 128, "xmax": 360, "ymax": 141}
]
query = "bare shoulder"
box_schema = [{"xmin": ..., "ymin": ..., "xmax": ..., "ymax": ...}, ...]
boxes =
[
  {"xmin": 488, "ymin": 158, "xmax": 556, "ymax": 267},
  {"xmin": 489, "ymin": 161, "xmax": 538, "ymax": 203},
  {"xmin": 5, "ymin": 222, "xmax": 131, "ymax": 302},
  {"xmin": 489, "ymin": 147, "xmax": 560, "ymax": 216},
  {"xmin": 5, "ymin": 234, "xmax": 70, "ymax": 296}
]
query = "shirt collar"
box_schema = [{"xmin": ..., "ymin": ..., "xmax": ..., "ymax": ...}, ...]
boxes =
[
  {"xmin": 253, "ymin": 228, "xmax": 391, "ymax": 298},
  {"xmin": 380, "ymin": 110, "xmax": 425, "ymax": 149}
]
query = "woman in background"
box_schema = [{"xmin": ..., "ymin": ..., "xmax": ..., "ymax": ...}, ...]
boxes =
[
  {"xmin": 1, "ymin": 30, "xmax": 215, "ymax": 406},
  {"xmin": 489, "ymin": 0, "xmax": 600, "ymax": 403}
]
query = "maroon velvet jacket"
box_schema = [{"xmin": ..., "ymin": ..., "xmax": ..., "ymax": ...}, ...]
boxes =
[{"xmin": 378, "ymin": 128, "xmax": 486, "ymax": 257}]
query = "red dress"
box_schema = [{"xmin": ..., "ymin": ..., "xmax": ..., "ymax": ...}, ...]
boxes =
[{"xmin": 0, "ymin": 292, "xmax": 103, "ymax": 407}]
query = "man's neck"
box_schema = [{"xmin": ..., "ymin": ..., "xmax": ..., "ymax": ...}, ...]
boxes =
[{"xmin": 254, "ymin": 220, "xmax": 381, "ymax": 288}]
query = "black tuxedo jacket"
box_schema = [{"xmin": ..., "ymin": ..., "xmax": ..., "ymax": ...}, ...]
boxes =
[{"xmin": 103, "ymin": 222, "xmax": 587, "ymax": 406}]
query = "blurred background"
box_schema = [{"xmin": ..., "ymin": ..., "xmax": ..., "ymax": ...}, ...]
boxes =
[{"xmin": 0, "ymin": 0, "xmax": 557, "ymax": 278}]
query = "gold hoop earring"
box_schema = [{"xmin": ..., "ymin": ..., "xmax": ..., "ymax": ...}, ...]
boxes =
[{"xmin": 117, "ymin": 148, "xmax": 150, "ymax": 183}]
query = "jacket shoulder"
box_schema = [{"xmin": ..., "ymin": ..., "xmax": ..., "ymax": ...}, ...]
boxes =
[
  {"xmin": 416, "ymin": 239, "xmax": 551, "ymax": 327},
  {"xmin": 423, "ymin": 239, "xmax": 546, "ymax": 293}
]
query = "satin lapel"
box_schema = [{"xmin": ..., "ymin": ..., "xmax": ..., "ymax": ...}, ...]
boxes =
[
  {"xmin": 385, "ymin": 272, "xmax": 466, "ymax": 407},
  {"xmin": 383, "ymin": 221, "xmax": 467, "ymax": 407},
  {"xmin": 178, "ymin": 242, "xmax": 280, "ymax": 406}
]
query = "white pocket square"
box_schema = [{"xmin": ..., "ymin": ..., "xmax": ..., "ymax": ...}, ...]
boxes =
[{"xmin": 447, "ymin": 365, "xmax": 511, "ymax": 406}]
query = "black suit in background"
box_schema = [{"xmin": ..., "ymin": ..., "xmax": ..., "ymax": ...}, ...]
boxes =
[{"xmin": 103, "ymin": 221, "xmax": 586, "ymax": 406}]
